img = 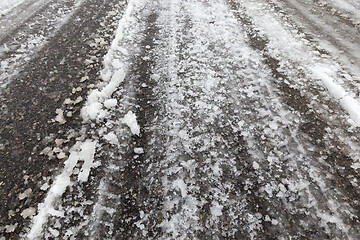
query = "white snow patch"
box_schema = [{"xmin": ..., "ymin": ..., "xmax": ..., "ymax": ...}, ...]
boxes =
[
  {"xmin": 19, "ymin": 188, "xmax": 32, "ymax": 200},
  {"xmin": 271, "ymin": 219, "xmax": 279, "ymax": 225},
  {"xmin": 134, "ymin": 147, "xmax": 144, "ymax": 154},
  {"xmin": 172, "ymin": 179, "xmax": 187, "ymax": 198},
  {"xmin": 48, "ymin": 228, "xmax": 60, "ymax": 237},
  {"xmin": 311, "ymin": 66, "xmax": 360, "ymax": 126},
  {"xmin": 104, "ymin": 132, "xmax": 119, "ymax": 145},
  {"xmin": 0, "ymin": 0, "xmax": 25, "ymax": 15},
  {"xmin": 81, "ymin": 69, "xmax": 126, "ymax": 121},
  {"xmin": 252, "ymin": 161, "xmax": 260, "ymax": 170},
  {"xmin": 55, "ymin": 109, "xmax": 66, "ymax": 124},
  {"xmin": 77, "ymin": 141, "xmax": 97, "ymax": 182},
  {"xmin": 121, "ymin": 111, "xmax": 140, "ymax": 136},
  {"xmin": 40, "ymin": 182, "xmax": 50, "ymax": 191},
  {"xmin": 210, "ymin": 201, "xmax": 223, "ymax": 217},
  {"xmin": 21, "ymin": 207, "xmax": 36, "ymax": 219},
  {"xmin": 5, "ymin": 223, "xmax": 18, "ymax": 233},
  {"xmin": 27, "ymin": 140, "xmax": 97, "ymax": 239},
  {"xmin": 351, "ymin": 162, "xmax": 360, "ymax": 170},
  {"xmin": 104, "ymin": 98, "xmax": 118, "ymax": 109}
]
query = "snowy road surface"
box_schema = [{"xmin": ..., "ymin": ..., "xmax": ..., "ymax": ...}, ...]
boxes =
[{"xmin": 1, "ymin": 0, "xmax": 360, "ymax": 239}]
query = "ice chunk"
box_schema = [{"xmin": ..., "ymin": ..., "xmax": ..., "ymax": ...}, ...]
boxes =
[
  {"xmin": 173, "ymin": 179, "xmax": 187, "ymax": 198},
  {"xmin": 5, "ymin": 223, "xmax": 18, "ymax": 233},
  {"xmin": 238, "ymin": 120, "xmax": 245, "ymax": 129},
  {"xmin": 271, "ymin": 219, "xmax": 279, "ymax": 225},
  {"xmin": 78, "ymin": 141, "xmax": 97, "ymax": 182},
  {"xmin": 55, "ymin": 109, "xmax": 66, "ymax": 124},
  {"xmin": 252, "ymin": 161, "xmax": 260, "ymax": 169},
  {"xmin": 21, "ymin": 207, "xmax": 36, "ymax": 219},
  {"xmin": 40, "ymin": 183, "xmax": 50, "ymax": 191},
  {"xmin": 19, "ymin": 188, "xmax": 32, "ymax": 200},
  {"xmin": 210, "ymin": 201, "xmax": 223, "ymax": 217},
  {"xmin": 351, "ymin": 162, "xmax": 360, "ymax": 170},
  {"xmin": 103, "ymin": 69, "xmax": 125, "ymax": 97},
  {"xmin": 104, "ymin": 132, "xmax": 119, "ymax": 145},
  {"xmin": 49, "ymin": 228, "xmax": 60, "ymax": 237},
  {"xmin": 121, "ymin": 111, "xmax": 140, "ymax": 136},
  {"xmin": 134, "ymin": 147, "xmax": 144, "ymax": 154},
  {"xmin": 57, "ymin": 152, "xmax": 66, "ymax": 159},
  {"xmin": 104, "ymin": 99, "xmax": 118, "ymax": 109}
]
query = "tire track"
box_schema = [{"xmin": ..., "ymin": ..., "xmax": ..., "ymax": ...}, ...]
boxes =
[{"xmin": 0, "ymin": 0, "xmax": 128, "ymax": 238}]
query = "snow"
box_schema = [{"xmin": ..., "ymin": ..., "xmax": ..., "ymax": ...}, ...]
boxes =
[
  {"xmin": 121, "ymin": 111, "xmax": 140, "ymax": 136},
  {"xmin": 27, "ymin": 140, "xmax": 97, "ymax": 239},
  {"xmin": 19, "ymin": 0, "xmax": 360, "ymax": 238},
  {"xmin": 77, "ymin": 141, "xmax": 97, "ymax": 182},
  {"xmin": 210, "ymin": 201, "xmax": 223, "ymax": 217},
  {"xmin": 134, "ymin": 147, "xmax": 144, "ymax": 154},
  {"xmin": 252, "ymin": 161, "xmax": 260, "ymax": 170},
  {"xmin": 5, "ymin": 223, "xmax": 18, "ymax": 233},
  {"xmin": 0, "ymin": 0, "xmax": 85, "ymax": 92},
  {"xmin": 48, "ymin": 228, "xmax": 59, "ymax": 237},
  {"xmin": 311, "ymin": 66, "xmax": 360, "ymax": 126},
  {"xmin": 172, "ymin": 179, "xmax": 187, "ymax": 198},
  {"xmin": 104, "ymin": 132, "xmax": 119, "ymax": 145},
  {"xmin": 18, "ymin": 188, "xmax": 32, "ymax": 200},
  {"xmin": 0, "ymin": 0, "xmax": 25, "ymax": 15},
  {"xmin": 352, "ymin": 162, "xmax": 360, "ymax": 170},
  {"xmin": 104, "ymin": 98, "xmax": 118, "ymax": 109},
  {"xmin": 55, "ymin": 109, "xmax": 66, "ymax": 124},
  {"xmin": 325, "ymin": 0, "xmax": 360, "ymax": 24},
  {"xmin": 81, "ymin": 56, "xmax": 126, "ymax": 121},
  {"xmin": 21, "ymin": 207, "xmax": 36, "ymax": 219}
]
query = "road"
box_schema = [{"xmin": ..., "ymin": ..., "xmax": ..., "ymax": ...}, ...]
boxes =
[{"xmin": 1, "ymin": 0, "xmax": 360, "ymax": 239}]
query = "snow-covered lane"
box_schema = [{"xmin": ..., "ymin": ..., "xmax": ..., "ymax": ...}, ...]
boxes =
[{"xmin": 2, "ymin": 0, "xmax": 360, "ymax": 238}]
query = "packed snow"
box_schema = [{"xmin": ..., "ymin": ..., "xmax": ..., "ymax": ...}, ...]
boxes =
[{"xmin": 8, "ymin": 0, "xmax": 359, "ymax": 238}]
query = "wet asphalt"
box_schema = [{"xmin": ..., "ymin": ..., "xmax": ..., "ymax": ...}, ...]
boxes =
[{"xmin": 0, "ymin": 0, "xmax": 128, "ymax": 238}]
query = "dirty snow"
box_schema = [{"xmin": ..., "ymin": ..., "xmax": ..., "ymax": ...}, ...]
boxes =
[{"xmin": 12, "ymin": 0, "xmax": 360, "ymax": 238}]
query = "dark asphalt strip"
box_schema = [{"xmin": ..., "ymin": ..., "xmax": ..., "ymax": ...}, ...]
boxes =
[
  {"xmin": 90, "ymin": 11, "xmax": 163, "ymax": 239},
  {"xmin": 0, "ymin": 0, "xmax": 128, "ymax": 238}
]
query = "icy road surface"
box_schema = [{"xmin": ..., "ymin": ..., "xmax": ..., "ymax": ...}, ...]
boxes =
[{"xmin": 1, "ymin": 0, "xmax": 360, "ymax": 239}]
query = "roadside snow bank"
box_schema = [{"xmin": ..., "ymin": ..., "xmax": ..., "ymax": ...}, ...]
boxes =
[{"xmin": 81, "ymin": 0, "xmax": 140, "ymax": 122}]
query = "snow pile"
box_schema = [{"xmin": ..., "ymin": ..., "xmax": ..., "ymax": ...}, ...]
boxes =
[
  {"xmin": 81, "ymin": 68, "xmax": 125, "ymax": 121},
  {"xmin": 27, "ymin": 140, "xmax": 97, "ymax": 239},
  {"xmin": 81, "ymin": 0, "xmax": 142, "ymax": 122}
]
